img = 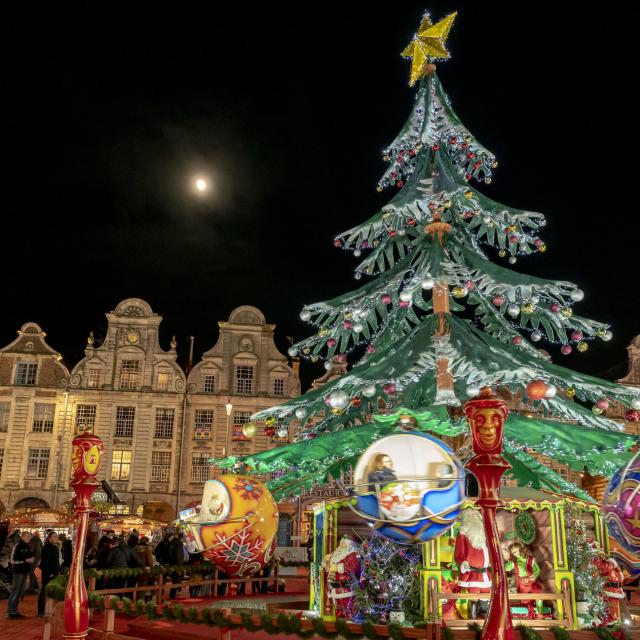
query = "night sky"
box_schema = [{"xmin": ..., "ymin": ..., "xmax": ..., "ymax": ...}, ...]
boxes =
[{"xmin": 4, "ymin": 3, "xmax": 639, "ymax": 388}]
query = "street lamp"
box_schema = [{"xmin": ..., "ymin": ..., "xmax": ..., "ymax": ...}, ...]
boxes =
[{"xmin": 223, "ymin": 400, "xmax": 233, "ymax": 457}]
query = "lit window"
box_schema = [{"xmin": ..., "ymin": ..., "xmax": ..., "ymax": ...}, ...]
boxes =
[
  {"xmin": 87, "ymin": 369, "xmax": 100, "ymax": 388},
  {"xmin": 33, "ymin": 404, "xmax": 55, "ymax": 433},
  {"xmin": 234, "ymin": 364, "xmax": 254, "ymax": 395},
  {"xmin": 119, "ymin": 360, "xmax": 139, "ymax": 390},
  {"xmin": 0, "ymin": 403, "xmax": 10, "ymax": 432},
  {"xmin": 108, "ymin": 503, "xmax": 130, "ymax": 515},
  {"xmin": 75, "ymin": 405, "xmax": 97, "ymax": 433},
  {"xmin": 232, "ymin": 411, "xmax": 252, "ymax": 440},
  {"xmin": 194, "ymin": 409, "xmax": 214, "ymax": 439},
  {"xmin": 157, "ymin": 372, "xmax": 170, "ymax": 391},
  {"xmin": 15, "ymin": 363, "xmax": 37, "ymax": 385},
  {"xmin": 27, "ymin": 448, "xmax": 50, "ymax": 479},
  {"xmin": 115, "ymin": 406, "xmax": 135, "ymax": 437},
  {"xmin": 154, "ymin": 408, "xmax": 175, "ymax": 439},
  {"xmin": 111, "ymin": 450, "xmax": 132, "ymax": 480},
  {"xmin": 203, "ymin": 375, "xmax": 216, "ymax": 393},
  {"xmin": 191, "ymin": 454, "xmax": 209, "ymax": 483},
  {"xmin": 151, "ymin": 451, "xmax": 171, "ymax": 482}
]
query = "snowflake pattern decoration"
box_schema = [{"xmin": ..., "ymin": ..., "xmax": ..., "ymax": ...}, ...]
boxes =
[
  {"xmin": 234, "ymin": 477, "xmax": 263, "ymax": 500},
  {"xmin": 208, "ymin": 526, "xmax": 265, "ymax": 575}
]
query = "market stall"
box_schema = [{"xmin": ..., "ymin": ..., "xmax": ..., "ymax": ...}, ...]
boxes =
[
  {"xmin": 97, "ymin": 515, "xmax": 167, "ymax": 544},
  {"xmin": 10, "ymin": 508, "xmax": 76, "ymax": 537}
]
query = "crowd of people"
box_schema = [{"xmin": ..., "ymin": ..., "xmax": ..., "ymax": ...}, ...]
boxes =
[{"xmin": 1, "ymin": 526, "xmax": 284, "ymax": 620}]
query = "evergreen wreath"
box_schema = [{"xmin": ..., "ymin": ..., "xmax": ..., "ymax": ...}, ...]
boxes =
[{"xmin": 515, "ymin": 511, "xmax": 537, "ymax": 545}]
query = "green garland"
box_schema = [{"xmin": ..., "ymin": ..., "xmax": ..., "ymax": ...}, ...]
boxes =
[{"xmin": 515, "ymin": 511, "xmax": 537, "ymax": 545}]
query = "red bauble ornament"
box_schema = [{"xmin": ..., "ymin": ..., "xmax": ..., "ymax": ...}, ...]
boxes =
[
  {"xmin": 350, "ymin": 397, "xmax": 362, "ymax": 407},
  {"xmin": 366, "ymin": 344, "xmax": 376, "ymax": 354},
  {"xmin": 449, "ymin": 137, "xmax": 457, "ymax": 145},
  {"xmin": 512, "ymin": 335, "xmax": 522, "ymax": 345},
  {"xmin": 333, "ymin": 239, "xmax": 342, "ymax": 247},
  {"xmin": 388, "ymin": 230, "xmax": 397, "ymax": 237},
  {"xmin": 561, "ymin": 344, "xmax": 573, "ymax": 355},
  {"xmin": 399, "ymin": 149, "xmax": 405, "ymax": 156},
  {"xmin": 343, "ymin": 320, "xmax": 353, "ymax": 330},
  {"xmin": 525, "ymin": 380, "xmax": 548, "ymax": 400},
  {"xmin": 464, "ymin": 211, "xmax": 473, "ymax": 220},
  {"xmin": 431, "ymin": 144, "xmax": 440, "ymax": 151},
  {"xmin": 625, "ymin": 409, "xmax": 640, "ymax": 423},
  {"xmin": 534, "ymin": 238, "xmax": 543, "ymax": 247},
  {"xmin": 550, "ymin": 303, "xmax": 561, "ymax": 313},
  {"xmin": 264, "ymin": 426, "xmax": 276, "ymax": 438},
  {"xmin": 381, "ymin": 294, "xmax": 392, "ymax": 305},
  {"xmin": 509, "ymin": 235, "xmax": 519, "ymax": 244},
  {"xmin": 335, "ymin": 353, "xmax": 347, "ymax": 364},
  {"xmin": 327, "ymin": 338, "xmax": 337, "ymax": 347},
  {"xmin": 466, "ymin": 152, "xmax": 475, "ymax": 159},
  {"xmin": 407, "ymin": 218, "xmax": 416, "ymax": 226},
  {"xmin": 396, "ymin": 181, "xmax": 404, "ymax": 188},
  {"xmin": 383, "ymin": 382, "xmax": 396, "ymax": 395},
  {"xmin": 465, "ymin": 173, "xmax": 472, "ymax": 181},
  {"xmin": 492, "ymin": 295, "xmax": 505, "ymax": 306},
  {"xmin": 571, "ymin": 330, "xmax": 584, "ymax": 342},
  {"xmin": 399, "ymin": 300, "xmax": 410, "ymax": 308},
  {"xmin": 409, "ymin": 149, "xmax": 416, "ymax": 157}
]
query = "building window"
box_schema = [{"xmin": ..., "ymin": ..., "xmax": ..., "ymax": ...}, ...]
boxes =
[
  {"xmin": 115, "ymin": 407, "xmax": 135, "ymax": 437},
  {"xmin": 232, "ymin": 411, "xmax": 252, "ymax": 441},
  {"xmin": 272, "ymin": 377, "xmax": 286, "ymax": 397},
  {"xmin": 234, "ymin": 364, "xmax": 254, "ymax": 395},
  {"xmin": 0, "ymin": 403, "xmax": 10, "ymax": 432},
  {"xmin": 194, "ymin": 409, "xmax": 214, "ymax": 440},
  {"xmin": 76, "ymin": 404, "xmax": 97, "ymax": 433},
  {"xmin": 15, "ymin": 363, "xmax": 37, "ymax": 385},
  {"xmin": 27, "ymin": 448, "xmax": 50, "ymax": 479},
  {"xmin": 154, "ymin": 408, "xmax": 175, "ymax": 439},
  {"xmin": 33, "ymin": 404, "xmax": 55, "ymax": 433},
  {"xmin": 151, "ymin": 451, "xmax": 171, "ymax": 482},
  {"xmin": 118, "ymin": 360, "xmax": 139, "ymax": 390},
  {"xmin": 191, "ymin": 454, "xmax": 209, "ymax": 483},
  {"xmin": 87, "ymin": 369, "xmax": 100, "ymax": 388},
  {"xmin": 0, "ymin": 448, "xmax": 4, "ymax": 475},
  {"xmin": 111, "ymin": 450, "xmax": 132, "ymax": 480},
  {"xmin": 203, "ymin": 374, "xmax": 216, "ymax": 393},
  {"xmin": 157, "ymin": 372, "xmax": 170, "ymax": 391}
]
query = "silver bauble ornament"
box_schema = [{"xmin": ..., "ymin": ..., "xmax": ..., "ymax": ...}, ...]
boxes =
[
  {"xmin": 398, "ymin": 228, "xmax": 406, "ymax": 236},
  {"xmin": 399, "ymin": 290, "xmax": 412, "ymax": 302},
  {"xmin": 362, "ymin": 384, "xmax": 377, "ymax": 398},
  {"xmin": 466, "ymin": 385, "xmax": 480, "ymax": 397},
  {"xmin": 570, "ymin": 289, "xmax": 584, "ymax": 302},
  {"xmin": 602, "ymin": 330, "xmax": 613, "ymax": 342},
  {"xmin": 354, "ymin": 273, "xmax": 362, "ymax": 280},
  {"xmin": 545, "ymin": 384, "xmax": 557, "ymax": 399},
  {"xmin": 354, "ymin": 249, "xmax": 362, "ymax": 257},
  {"xmin": 421, "ymin": 277, "xmax": 435, "ymax": 290},
  {"xmin": 353, "ymin": 323, "xmax": 364, "ymax": 333},
  {"xmin": 631, "ymin": 398, "xmax": 640, "ymax": 410},
  {"xmin": 277, "ymin": 427, "xmax": 288, "ymax": 438},
  {"xmin": 508, "ymin": 256, "xmax": 517, "ymax": 264},
  {"xmin": 507, "ymin": 304, "xmax": 520, "ymax": 317},
  {"xmin": 329, "ymin": 390, "xmax": 349, "ymax": 409},
  {"xmin": 294, "ymin": 407, "xmax": 306, "ymax": 419},
  {"xmin": 323, "ymin": 361, "xmax": 332, "ymax": 370},
  {"xmin": 288, "ymin": 347, "xmax": 298, "ymax": 357},
  {"xmin": 531, "ymin": 330, "xmax": 543, "ymax": 342},
  {"xmin": 299, "ymin": 310, "xmax": 311, "ymax": 322}
]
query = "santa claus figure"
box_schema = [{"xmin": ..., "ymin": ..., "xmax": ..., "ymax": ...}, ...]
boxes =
[
  {"xmin": 454, "ymin": 509, "xmax": 491, "ymax": 618},
  {"xmin": 321, "ymin": 535, "xmax": 361, "ymax": 618},
  {"xmin": 594, "ymin": 554, "xmax": 625, "ymax": 625},
  {"xmin": 505, "ymin": 542, "xmax": 543, "ymax": 618}
]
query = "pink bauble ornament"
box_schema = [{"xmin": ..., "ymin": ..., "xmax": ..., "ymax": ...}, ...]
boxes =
[
  {"xmin": 383, "ymin": 382, "xmax": 396, "ymax": 395},
  {"xmin": 571, "ymin": 330, "xmax": 584, "ymax": 342},
  {"xmin": 561, "ymin": 344, "xmax": 572, "ymax": 355},
  {"xmin": 512, "ymin": 335, "xmax": 522, "ymax": 345},
  {"xmin": 465, "ymin": 280, "xmax": 475, "ymax": 291},
  {"xmin": 492, "ymin": 295, "xmax": 505, "ymax": 307},
  {"xmin": 534, "ymin": 238, "xmax": 543, "ymax": 247},
  {"xmin": 399, "ymin": 300, "xmax": 410, "ymax": 308},
  {"xmin": 381, "ymin": 294, "xmax": 392, "ymax": 305},
  {"xmin": 324, "ymin": 396, "xmax": 332, "ymax": 406},
  {"xmin": 550, "ymin": 303, "xmax": 560, "ymax": 313},
  {"xmin": 343, "ymin": 321, "xmax": 353, "ymax": 330},
  {"xmin": 335, "ymin": 353, "xmax": 347, "ymax": 364},
  {"xmin": 327, "ymin": 338, "xmax": 337, "ymax": 347},
  {"xmin": 596, "ymin": 398, "xmax": 610, "ymax": 411},
  {"xmin": 366, "ymin": 344, "xmax": 376, "ymax": 354}
]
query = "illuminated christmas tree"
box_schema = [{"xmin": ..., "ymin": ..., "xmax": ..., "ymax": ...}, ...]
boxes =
[{"xmin": 217, "ymin": 12, "xmax": 640, "ymax": 498}]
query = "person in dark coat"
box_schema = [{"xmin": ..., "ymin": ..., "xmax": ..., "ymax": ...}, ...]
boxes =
[
  {"xmin": 153, "ymin": 533, "xmax": 172, "ymax": 565},
  {"xmin": 367, "ymin": 453, "xmax": 397, "ymax": 491},
  {"xmin": 26, "ymin": 531, "xmax": 43, "ymax": 593},
  {"xmin": 59, "ymin": 534, "xmax": 73, "ymax": 575},
  {"xmin": 38, "ymin": 532, "xmax": 61, "ymax": 617},
  {"xmin": 168, "ymin": 534, "xmax": 186, "ymax": 598},
  {"xmin": 8, "ymin": 531, "xmax": 34, "ymax": 618}
]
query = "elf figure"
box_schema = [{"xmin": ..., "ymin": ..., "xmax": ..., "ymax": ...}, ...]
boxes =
[
  {"xmin": 454, "ymin": 509, "xmax": 491, "ymax": 618},
  {"xmin": 505, "ymin": 542, "xmax": 543, "ymax": 618},
  {"xmin": 321, "ymin": 535, "xmax": 361, "ymax": 618}
]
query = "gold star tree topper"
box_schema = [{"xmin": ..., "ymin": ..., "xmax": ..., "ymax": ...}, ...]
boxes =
[{"xmin": 401, "ymin": 11, "xmax": 457, "ymax": 86}]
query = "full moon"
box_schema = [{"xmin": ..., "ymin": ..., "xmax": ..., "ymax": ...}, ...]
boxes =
[{"xmin": 193, "ymin": 176, "xmax": 209, "ymax": 193}]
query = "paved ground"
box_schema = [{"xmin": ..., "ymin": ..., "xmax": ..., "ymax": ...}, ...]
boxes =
[{"xmin": 0, "ymin": 593, "xmax": 45, "ymax": 640}]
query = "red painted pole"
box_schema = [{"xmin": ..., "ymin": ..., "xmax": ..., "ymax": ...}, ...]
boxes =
[
  {"xmin": 63, "ymin": 429, "xmax": 104, "ymax": 640},
  {"xmin": 464, "ymin": 388, "xmax": 514, "ymax": 640}
]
